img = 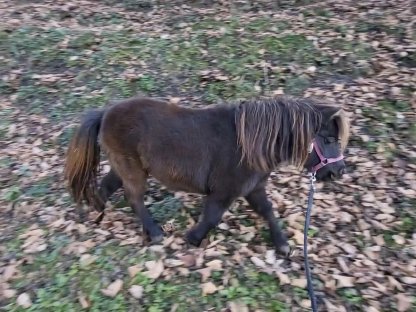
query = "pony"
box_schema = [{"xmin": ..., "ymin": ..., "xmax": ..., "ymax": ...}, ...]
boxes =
[{"xmin": 64, "ymin": 95, "xmax": 349, "ymax": 256}]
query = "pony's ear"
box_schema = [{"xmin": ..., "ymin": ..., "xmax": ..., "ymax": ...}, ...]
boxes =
[{"xmin": 318, "ymin": 105, "xmax": 342, "ymax": 122}]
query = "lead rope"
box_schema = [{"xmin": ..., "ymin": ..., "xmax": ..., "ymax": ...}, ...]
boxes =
[{"xmin": 305, "ymin": 172, "xmax": 318, "ymax": 312}]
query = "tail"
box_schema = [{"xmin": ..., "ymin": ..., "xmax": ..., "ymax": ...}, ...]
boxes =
[{"xmin": 64, "ymin": 109, "xmax": 105, "ymax": 211}]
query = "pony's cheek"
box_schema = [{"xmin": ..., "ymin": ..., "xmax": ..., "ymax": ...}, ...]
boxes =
[{"xmin": 305, "ymin": 152, "xmax": 319, "ymax": 169}]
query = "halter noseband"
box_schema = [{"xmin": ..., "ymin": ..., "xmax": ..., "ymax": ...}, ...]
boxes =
[{"xmin": 308, "ymin": 139, "xmax": 344, "ymax": 173}]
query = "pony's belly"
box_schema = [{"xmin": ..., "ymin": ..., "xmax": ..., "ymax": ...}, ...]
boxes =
[
  {"xmin": 158, "ymin": 179, "xmax": 205, "ymax": 194},
  {"xmin": 149, "ymin": 169, "xmax": 207, "ymax": 195}
]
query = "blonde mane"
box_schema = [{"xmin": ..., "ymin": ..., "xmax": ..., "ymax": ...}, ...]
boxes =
[{"xmin": 235, "ymin": 96, "xmax": 349, "ymax": 172}]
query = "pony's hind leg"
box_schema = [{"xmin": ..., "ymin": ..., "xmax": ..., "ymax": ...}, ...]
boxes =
[
  {"xmin": 111, "ymin": 158, "xmax": 164, "ymax": 243},
  {"xmin": 186, "ymin": 195, "xmax": 233, "ymax": 246},
  {"xmin": 94, "ymin": 169, "xmax": 123, "ymax": 224},
  {"xmin": 245, "ymin": 187, "xmax": 290, "ymax": 257}
]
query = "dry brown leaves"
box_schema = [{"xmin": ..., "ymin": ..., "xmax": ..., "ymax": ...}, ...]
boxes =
[
  {"xmin": 101, "ymin": 279, "xmax": 123, "ymax": 298},
  {"xmin": 18, "ymin": 227, "xmax": 47, "ymax": 254}
]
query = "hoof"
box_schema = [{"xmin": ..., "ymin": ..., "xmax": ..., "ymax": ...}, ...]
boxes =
[
  {"xmin": 185, "ymin": 231, "xmax": 202, "ymax": 247},
  {"xmin": 276, "ymin": 244, "xmax": 291, "ymax": 258}
]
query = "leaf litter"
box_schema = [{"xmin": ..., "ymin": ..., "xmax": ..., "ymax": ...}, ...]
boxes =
[{"xmin": 0, "ymin": 0, "xmax": 415, "ymax": 311}]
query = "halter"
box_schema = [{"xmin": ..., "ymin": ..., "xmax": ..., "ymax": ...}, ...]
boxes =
[{"xmin": 308, "ymin": 139, "xmax": 344, "ymax": 173}]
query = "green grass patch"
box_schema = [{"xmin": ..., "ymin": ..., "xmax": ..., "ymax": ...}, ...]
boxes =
[
  {"xmin": 1, "ymin": 186, "xmax": 22, "ymax": 203},
  {"xmin": 5, "ymin": 247, "xmax": 287, "ymax": 312},
  {"xmin": 148, "ymin": 195, "xmax": 183, "ymax": 224},
  {"xmin": 24, "ymin": 177, "xmax": 54, "ymax": 198},
  {"xmin": 355, "ymin": 21, "xmax": 407, "ymax": 39},
  {"xmin": 131, "ymin": 266, "xmax": 287, "ymax": 311},
  {"xmin": 378, "ymin": 99, "xmax": 411, "ymax": 112},
  {"xmin": 2, "ymin": 15, "xmax": 336, "ymax": 119},
  {"xmin": 338, "ymin": 288, "xmax": 364, "ymax": 306}
]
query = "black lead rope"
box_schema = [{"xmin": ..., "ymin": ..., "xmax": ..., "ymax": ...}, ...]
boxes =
[{"xmin": 305, "ymin": 172, "xmax": 318, "ymax": 312}]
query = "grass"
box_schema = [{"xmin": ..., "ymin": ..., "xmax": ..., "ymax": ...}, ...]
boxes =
[
  {"xmin": 1, "ymin": 15, "xmax": 338, "ymax": 118},
  {"xmin": 358, "ymin": 98, "xmax": 413, "ymax": 154},
  {"xmin": 4, "ymin": 240, "xmax": 289, "ymax": 312},
  {"xmin": 338, "ymin": 288, "xmax": 364, "ymax": 307}
]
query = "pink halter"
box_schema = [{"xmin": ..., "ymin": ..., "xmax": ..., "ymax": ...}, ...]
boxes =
[{"xmin": 309, "ymin": 139, "xmax": 344, "ymax": 173}]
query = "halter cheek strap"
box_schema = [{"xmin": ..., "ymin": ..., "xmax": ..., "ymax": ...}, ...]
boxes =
[{"xmin": 309, "ymin": 139, "xmax": 344, "ymax": 173}]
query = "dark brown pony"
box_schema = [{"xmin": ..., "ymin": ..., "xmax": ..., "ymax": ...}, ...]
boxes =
[{"xmin": 64, "ymin": 95, "xmax": 349, "ymax": 256}]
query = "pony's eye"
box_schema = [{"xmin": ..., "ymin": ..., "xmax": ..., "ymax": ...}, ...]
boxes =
[{"xmin": 325, "ymin": 137, "xmax": 337, "ymax": 144}]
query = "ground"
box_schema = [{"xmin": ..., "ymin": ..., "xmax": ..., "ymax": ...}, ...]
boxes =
[{"xmin": 0, "ymin": 0, "xmax": 415, "ymax": 311}]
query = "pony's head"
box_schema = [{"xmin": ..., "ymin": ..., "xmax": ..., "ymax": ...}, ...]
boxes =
[
  {"xmin": 235, "ymin": 96, "xmax": 350, "ymax": 181},
  {"xmin": 303, "ymin": 105, "xmax": 349, "ymax": 181}
]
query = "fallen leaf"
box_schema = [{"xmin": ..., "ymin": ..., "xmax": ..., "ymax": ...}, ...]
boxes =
[
  {"xmin": 94, "ymin": 229, "xmax": 111, "ymax": 236},
  {"xmin": 388, "ymin": 275, "xmax": 404, "ymax": 291},
  {"xmin": 169, "ymin": 97, "xmax": 181, "ymax": 104},
  {"xmin": 276, "ymin": 272, "xmax": 290, "ymax": 285},
  {"xmin": 401, "ymin": 276, "xmax": 416, "ymax": 285},
  {"xmin": 372, "ymin": 280, "xmax": 388, "ymax": 293},
  {"xmin": 336, "ymin": 257, "xmax": 350, "ymax": 273},
  {"xmin": 79, "ymin": 254, "xmax": 97, "ymax": 267},
  {"xmin": 78, "ymin": 293, "xmax": 90, "ymax": 309},
  {"xmin": 206, "ymin": 259, "xmax": 223, "ymax": 270},
  {"xmin": 291, "ymin": 278, "xmax": 307, "ymax": 288},
  {"xmin": 306, "ymin": 66, "xmax": 317, "ymax": 74},
  {"xmin": 164, "ymin": 259, "xmax": 184, "ymax": 268},
  {"xmin": 17, "ymin": 293, "xmax": 32, "ymax": 308},
  {"xmin": 119, "ymin": 236, "xmax": 141, "ymax": 246},
  {"xmin": 197, "ymin": 267, "xmax": 212, "ymax": 282},
  {"xmin": 229, "ymin": 301, "xmax": 249, "ymax": 312},
  {"xmin": 300, "ymin": 299, "xmax": 312, "ymax": 308},
  {"xmin": 396, "ymin": 293, "xmax": 412, "ymax": 312},
  {"xmin": 19, "ymin": 229, "xmax": 44, "ymax": 239},
  {"xmin": 24, "ymin": 242, "xmax": 47, "ymax": 254},
  {"xmin": 340, "ymin": 243, "xmax": 357, "ymax": 255},
  {"xmin": 177, "ymin": 254, "xmax": 196, "ymax": 267},
  {"xmin": 292, "ymin": 230, "xmax": 305, "ymax": 245},
  {"xmin": 393, "ymin": 235, "xmax": 406, "ymax": 245},
  {"xmin": 215, "ymin": 75, "xmax": 228, "ymax": 81},
  {"xmin": 128, "ymin": 265, "xmax": 142, "ymax": 278},
  {"xmin": 2, "ymin": 264, "xmax": 17, "ymax": 282},
  {"xmin": 129, "ymin": 285, "xmax": 144, "ymax": 299},
  {"xmin": 101, "ymin": 279, "xmax": 123, "ymax": 298},
  {"xmin": 333, "ymin": 275, "xmax": 355, "ymax": 288},
  {"xmin": 50, "ymin": 218, "xmax": 65, "ymax": 228},
  {"xmin": 373, "ymin": 235, "xmax": 385, "ymax": 246},
  {"xmin": 143, "ymin": 260, "xmax": 164, "ymax": 279},
  {"xmin": 4, "ymin": 288, "xmax": 17, "ymax": 299},
  {"xmin": 362, "ymin": 193, "xmax": 376, "ymax": 202},
  {"xmin": 204, "ymin": 248, "xmax": 223, "ymax": 258},
  {"xmin": 250, "ymin": 256, "xmax": 266, "ymax": 268},
  {"xmin": 265, "ymin": 250, "xmax": 276, "ymax": 265},
  {"xmin": 201, "ymin": 282, "xmax": 218, "ymax": 295},
  {"xmin": 218, "ymin": 223, "xmax": 229, "ymax": 230}
]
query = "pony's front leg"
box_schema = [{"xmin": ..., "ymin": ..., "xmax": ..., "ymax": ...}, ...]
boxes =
[
  {"xmin": 245, "ymin": 187, "xmax": 290, "ymax": 257},
  {"xmin": 185, "ymin": 196, "xmax": 232, "ymax": 246}
]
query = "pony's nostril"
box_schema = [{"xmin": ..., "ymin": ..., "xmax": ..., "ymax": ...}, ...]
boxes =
[{"xmin": 339, "ymin": 168, "xmax": 346, "ymax": 176}]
